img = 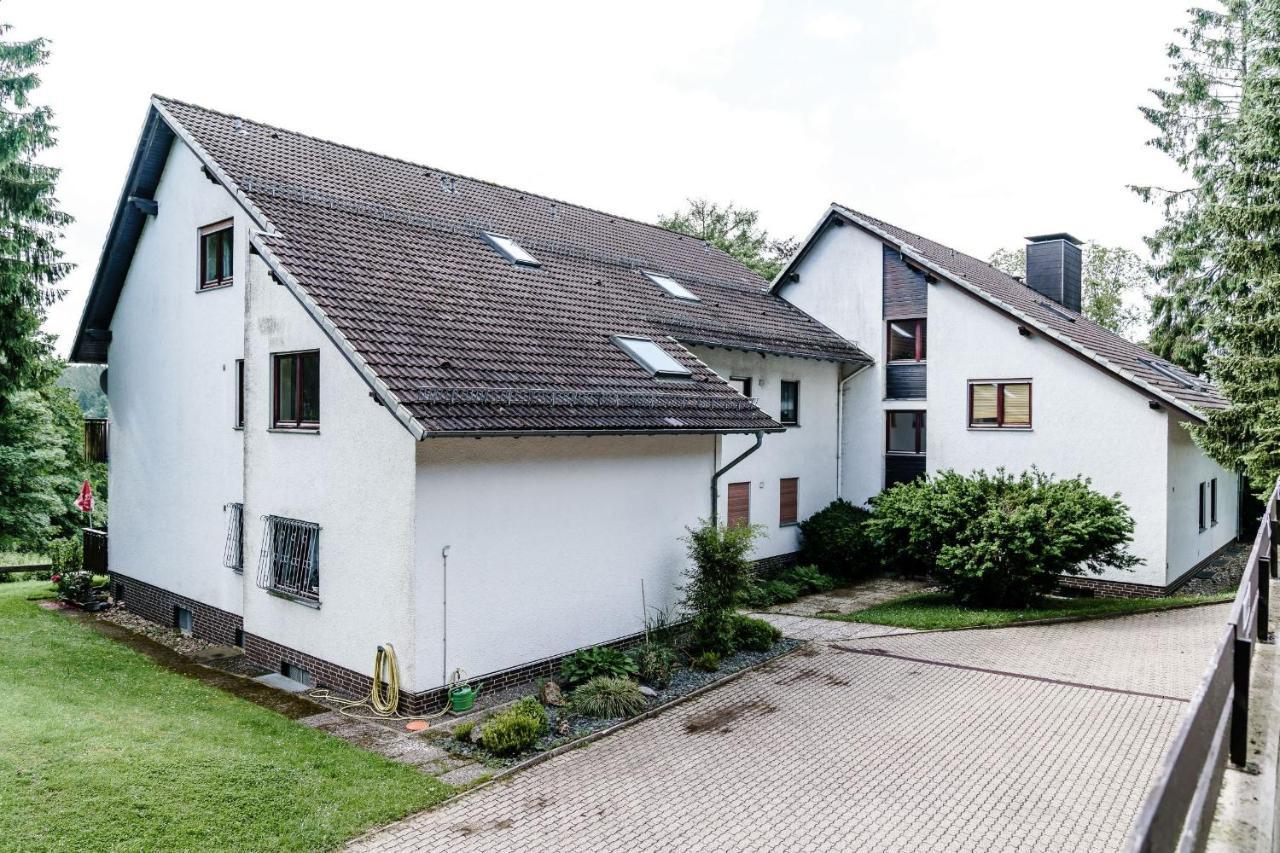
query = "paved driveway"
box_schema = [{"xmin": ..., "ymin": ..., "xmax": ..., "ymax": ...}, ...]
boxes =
[{"xmin": 352, "ymin": 605, "xmax": 1228, "ymax": 852}]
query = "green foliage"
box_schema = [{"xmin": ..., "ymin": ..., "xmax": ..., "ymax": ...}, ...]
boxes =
[
  {"xmin": 57, "ymin": 363, "xmax": 108, "ymax": 418},
  {"xmin": 987, "ymin": 243, "xmax": 1152, "ymax": 338},
  {"xmin": 628, "ymin": 641, "xmax": 678, "ymax": 688},
  {"xmin": 1194, "ymin": 273, "xmax": 1280, "ymax": 494},
  {"xmin": 657, "ymin": 199, "xmax": 797, "ymax": 279},
  {"xmin": 54, "ymin": 569, "xmax": 92, "ymax": 604},
  {"xmin": 681, "ymin": 520, "xmax": 762, "ymax": 655},
  {"xmin": 0, "ymin": 388, "xmax": 75, "ymax": 550},
  {"xmin": 0, "ymin": 27, "xmax": 72, "ymax": 402},
  {"xmin": 691, "ymin": 651, "xmax": 720, "ymax": 672},
  {"xmin": 451, "ymin": 721, "xmax": 474, "ymax": 742},
  {"xmin": 798, "ymin": 499, "xmax": 875, "ymax": 580},
  {"xmin": 740, "ymin": 578, "xmax": 801, "ymax": 609},
  {"xmin": 732, "ymin": 615, "xmax": 781, "ymax": 652},
  {"xmin": 46, "ymin": 536, "xmax": 80, "ymax": 573},
  {"xmin": 866, "ymin": 469, "xmax": 1140, "ymax": 607},
  {"xmin": 559, "ymin": 646, "xmax": 638, "ymax": 686},
  {"xmin": 479, "ymin": 696, "xmax": 548, "ymax": 755},
  {"xmin": 569, "ymin": 676, "xmax": 647, "ymax": 719},
  {"xmin": 782, "ymin": 564, "xmax": 837, "ymax": 594}
]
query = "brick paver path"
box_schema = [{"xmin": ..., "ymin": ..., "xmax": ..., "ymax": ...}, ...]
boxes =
[{"xmin": 351, "ymin": 604, "xmax": 1228, "ymax": 852}]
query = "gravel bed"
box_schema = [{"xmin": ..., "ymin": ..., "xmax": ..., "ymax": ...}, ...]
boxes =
[
  {"xmin": 442, "ymin": 638, "xmax": 802, "ymax": 768},
  {"xmin": 98, "ymin": 604, "xmax": 224, "ymax": 657},
  {"xmin": 1179, "ymin": 540, "xmax": 1251, "ymax": 597}
]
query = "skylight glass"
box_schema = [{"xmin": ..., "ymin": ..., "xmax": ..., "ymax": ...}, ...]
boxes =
[
  {"xmin": 1140, "ymin": 357, "xmax": 1201, "ymax": 390},
  {"xmin": 481, "ymin": 231, "xmax": 539, "ymax": 266},
  {"xmin": 612, "ymin": 335, "xmax": 692, "ymax": 379},
  {"xmin": 1037, "ymin": 300, "xmax": 1077, "ymax": 322},
  {"xmin": 643, "ymin": 270, "xmax": 699, "ymax": 301}
]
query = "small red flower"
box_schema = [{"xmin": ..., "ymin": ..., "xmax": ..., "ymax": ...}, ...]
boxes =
[{"xmin": 51, "ymin": 573, "xmax": 61, "ymax": 583}]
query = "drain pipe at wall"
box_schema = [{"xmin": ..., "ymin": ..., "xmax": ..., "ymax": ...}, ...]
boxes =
[
  {"xmin": 441, "ymin": 545, "xmax": 450, "ymax": 687},
  {"xmin": 710, "ymin": 431, "xmax": 765, "ymax": 526}
]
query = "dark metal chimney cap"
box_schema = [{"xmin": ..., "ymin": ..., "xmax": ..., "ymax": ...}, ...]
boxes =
[{"xmin": 1025, "ymin": 233, "xmax": 1084, "ymax": 246}]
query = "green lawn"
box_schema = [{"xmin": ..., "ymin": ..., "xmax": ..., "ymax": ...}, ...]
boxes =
[
  {"xmin": 0, "ymin": 550, "xmax": 46, "ymax": 567},
  {"xmin": 834, "ymin": 590, "xmax": 1235, "ymax": 630},
  {"xmin": 0, "ymin": 581, "xmax": 450, "ymax": 851}
]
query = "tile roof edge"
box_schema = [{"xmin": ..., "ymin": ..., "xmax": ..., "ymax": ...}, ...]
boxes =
[
  {"xmin": 823, "ymin": 204, "xmax": 1212, "ymax": 423},
  {"xmin": 151, "ymin": 94, "xmax": 763, "ymax": 281}
]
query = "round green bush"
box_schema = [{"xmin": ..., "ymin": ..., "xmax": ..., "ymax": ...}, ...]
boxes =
[
  {"xmin": 570, "ymin": 676, "xmax": 647, "ymax": 719},
  {"xmin": 798, "ymin": 500, "xmax": 875, "ymax": 580},
  {"xmin": 733, "ymin": 615, "xmax": 782, "ymax": 651},
  {"xmin": 479, "ymin": 713, "xmax": 542, "ymax": 755},
  {"xmin": 629, "ymin": 642, "xmax": 678, "ymax": 688}
]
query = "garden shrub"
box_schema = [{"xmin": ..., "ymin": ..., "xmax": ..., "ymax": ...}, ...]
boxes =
[
  {"xmin": 451, "ymin": 721, "xmax": 474, "ymax": 742},
  {"xmin": 47, "ymin": 537, "xmax": 82, "ymax": 574},
  {"xmin": 682, "ymin": 520, "xmax": 762, "ymax": 655},
  {"xmin": 479, "ymin": 696, "xmax": 548, "ymax": 755},
  {"xmin": 798, "ymin": 499, "xmax": 875, "ymax": 580},
  {"xmin": 629, "ymin": 642, "xmax": 678, "ymax": 688},
  {"xmin": 740, "ymin": 578, "xmax": 801, "ymax": 609},
  {"xmin": 569, "ymin": 676, "xmax": 647, "ymax": 719},
  {"xmin": 866, "ymin": 468, "xmax": 1140, "ymax": 607},
  {"xmin": 692, "ymin": 651, "xmax": 720, "ymax": 672},
  {"xmin": 559, "ymin": 646, "xmax": 637, "ymax": 686},
  {"xmin": 733, "ymin": 615, "xmax": 782, "ymax": 652}
]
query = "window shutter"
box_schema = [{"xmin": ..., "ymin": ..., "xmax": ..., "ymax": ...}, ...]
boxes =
[
  {"xmin": 970, "ymin": 384, "xmax": 998, "ymax": 425},
  {"xmin": 1003, "ymin": 384, "xmax": 1031, "ymax": 426},
  {"xmin": 779, "ymin": 478, "xmax": 798, "ymax": 525},
  {"xmin": 727, "ymin": 482, "xmax": 750, "ymax": 528}
]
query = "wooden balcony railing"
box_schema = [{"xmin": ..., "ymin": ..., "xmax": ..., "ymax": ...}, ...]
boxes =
[
  {"xmin": 82, "ymin": 528, "xmax": 108, "ymax": 574},
  {"xmin": 84, "ymin": 418, "xmax": 109, "ymax": 463}
]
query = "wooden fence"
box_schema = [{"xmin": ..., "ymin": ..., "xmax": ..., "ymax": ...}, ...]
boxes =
[
  {"xmin": 1125, "ymin": 477, "xmax": 1279, "ymax": 852},
  {"xmin": 83, "ymin": 528, "xmax": 108, "ymax": 574}
]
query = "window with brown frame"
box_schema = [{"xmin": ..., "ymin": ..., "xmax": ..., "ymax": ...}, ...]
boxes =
[
  {"xmin": 727, "ymin": 481, "xmax": 750, "ymax": 528},
  {"xmin": 234, "ymin": 359, "xmax": 245, "ymax": 429},
  {"xmin": 199, "ymin": 221, "xmax": 234, "ymax": 289},
  {"xmin": 887, "ymin": 319, "xmax": 926, "ymax": 362},
  {"xmin": 779, "ymin": 477, "xmax": 798, "ymax": 525},
  {"xmin": 780, "ymin": 380, "xmax": 800, "ymax": 426},
  {"xmin": 968, "ymin": 381, "xmax": 1031, "ymax": 429},
  {"xmin": 272, "ymin": 351, "xmax": 319, "ymax": 430},
  {"xmin": 886, "ymin": 411, "xmax": 926, "ymax": 454}
]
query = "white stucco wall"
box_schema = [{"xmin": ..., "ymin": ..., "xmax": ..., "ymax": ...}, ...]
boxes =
[
  {"xmin": 413, "ymin": 435, "xmax": 712, "ymax": 688},
  {"xmin": 106, "ymin": 141, "xmax": 246, "ymax": 616},
  {"xmin": 775, "ymin": 221, "xmax": 886, "ymax": 506},
  {"xmin": 928, "ymin": 280, "xmax": 1170, "ymax": 586},
  {"xmin": 1167, "ymin": 416, "xmax": 1239, "ymax": 583},
  {"xmin": 692, "ymin": 348, "xmax": 844, "ymax": 558},
  {"xmin": 239, "ymin": 255, "xmax": 419, "ymax": 685}
]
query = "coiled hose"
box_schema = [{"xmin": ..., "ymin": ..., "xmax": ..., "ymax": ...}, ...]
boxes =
[{"xmin": 310, "ymin": 642, "xmax": 450, "ymax": 722}]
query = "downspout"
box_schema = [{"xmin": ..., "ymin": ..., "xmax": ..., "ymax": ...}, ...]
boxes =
[{"xmin": 710, "ymin": 431, "xmax": 764, "ymax": 526}]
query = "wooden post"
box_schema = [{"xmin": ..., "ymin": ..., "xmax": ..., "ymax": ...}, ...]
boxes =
[
  {"xmin": 1259, "ymin": 550, "xmax": 1271, "ymax": 644},
  {"xmin": 1232, "ymin": 635, "xmax": 1252, "ymax": 767}
]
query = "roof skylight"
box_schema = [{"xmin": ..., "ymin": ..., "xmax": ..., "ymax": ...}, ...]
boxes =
[
  {"xmin": 482, "ymin": 231, "xmax": 539, "ymax": 267},
  {"xmin": 1037, "ymin": 300, "xmax": 1077, "ymax": 322},
  {"xmin": 643, "ymin": 270, "xmax": 699, "ymax": 301},
  {"xmin": 612, "ymin": 335, "xmax": 692, "ymax": 379},
  {"xmin": 1140, "ymin": 357, "xmax": 1202, "ymax": 390}
]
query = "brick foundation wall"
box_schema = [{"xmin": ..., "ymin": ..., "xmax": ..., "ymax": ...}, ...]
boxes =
[
  {"xmin": 110, "ymin": 571, "xmax": 243, "ymax": 646},
  {"xmin": 1056, "ymin": 575, "xmax": 1165, "ymax": 599},
  {"xmin": 753, "ymin": 551, "xmax": 801, "ymax": 577}
]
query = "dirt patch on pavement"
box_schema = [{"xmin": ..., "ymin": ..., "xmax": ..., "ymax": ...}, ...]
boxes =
[{"xmin": 683, "ymin": 700, "xmax": 778, "ymax": 734}]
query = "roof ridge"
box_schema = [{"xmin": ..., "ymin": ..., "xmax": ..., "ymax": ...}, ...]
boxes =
[{"xmin": 151, "ymin": 94, "xmax": 762, "ymax": 279}]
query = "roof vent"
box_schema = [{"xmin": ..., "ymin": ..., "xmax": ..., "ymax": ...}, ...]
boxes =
[{"xmin": 1025, "ymin": 233, "xmax": 1083, "ymax": 312}]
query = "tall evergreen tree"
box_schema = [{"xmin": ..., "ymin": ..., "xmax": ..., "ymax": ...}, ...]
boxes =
[{"xmin": 0, "ymin": 25, "xmax": 69, "ymax": 405}]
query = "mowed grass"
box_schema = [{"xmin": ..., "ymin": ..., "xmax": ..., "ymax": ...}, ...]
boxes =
[
  {"xmin": 0, "ymin": 550, "xmax": 46, "ymax": 567},
  {"xmin": 0, "ymin": 581, "xmax": 450, "ymax": 851},
  {"xmin": 835, "ymin": 590, "xmax": 1235, "ymax": 630}
]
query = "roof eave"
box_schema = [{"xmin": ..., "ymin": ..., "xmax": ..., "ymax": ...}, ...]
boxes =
[{"xmin": 418, "ymin": 425, "xmax": 787, "ymax": 439}]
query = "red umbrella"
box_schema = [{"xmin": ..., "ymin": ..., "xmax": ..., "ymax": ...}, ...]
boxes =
[{"xmin": 75, "ymin": 480, "xmax": 95, "ymax": 514}]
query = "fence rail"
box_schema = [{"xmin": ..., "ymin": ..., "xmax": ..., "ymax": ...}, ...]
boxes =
[
  {"xmin": 82, "ymin": 528, "xmax": 108, "ymax": 574},
  {"xmin": 1126, "ymin": 476, "xmax": 1279, "ymax": 852}
]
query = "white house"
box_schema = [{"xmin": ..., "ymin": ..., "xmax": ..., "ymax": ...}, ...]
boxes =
[{"xmin": 71, "ymin": 98, "xmax": 1238, "ymax": 710}]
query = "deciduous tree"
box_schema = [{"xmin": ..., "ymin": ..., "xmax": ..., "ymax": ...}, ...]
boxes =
[{"xmin": 658, "ymin": 199, "xmax": 796, "ymax": 280}]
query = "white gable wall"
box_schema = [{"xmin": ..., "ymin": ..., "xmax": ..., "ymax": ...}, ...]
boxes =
[
  {"xmin": 106, "ymin": 140, "xmax": 247, "ymax": 616},
  {"xmin": 240, "ymin": 254, "xmax": 420, "ymax": 686},
  {"xmin": 928, "ymin": 279, "xmax": 1170, "ymax": 586},
  {"xmin": 412, "ymin": 434, "xmax": 711, "ymax": 688},
  {"xmin": 1167, "ymin": 417, "xmax": 1239, "ymax": 584},
  {"xmin": 774, "ymin": 222, "xmax": 886, "ymax": 506}
]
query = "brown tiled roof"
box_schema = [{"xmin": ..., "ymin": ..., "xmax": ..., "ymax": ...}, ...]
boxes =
[
  {"xmin": 151, "ymin": 97, "xmax": 870, "ymax": 435},
  {"xmin": 825, "ymin": 204, "xmax": 1227, "ymax": 419}
]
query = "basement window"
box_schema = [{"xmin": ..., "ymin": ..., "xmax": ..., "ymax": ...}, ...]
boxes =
[
  {"xmin": 282, "ymin": 662, "xmax": 313, "ymax": 686},
  {"xmin": 481, "ymin": 231, "xmax": 540, "ymax": 266},
  {"xmin": 175, "ymin": 606, "xmax": 194, "ymax": 636},
  {"xmin": 643, "ymin": 270, "xmax": 699, "ymax": 301},
  {"xmin": 612, "ymin": 335, "xmax": 692, "ymax": 379}
]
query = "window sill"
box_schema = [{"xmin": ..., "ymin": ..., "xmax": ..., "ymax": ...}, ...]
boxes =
[
  {"xmin": 967, "ymin": 426, "xmax": 1033, "ymax": 432},
  {"xmin": 779, "ymin": 521, "xmax": 799, "ymax": 528},
  {"xmin": 266, "ymin": 588, "xmax": 321, "ymax": 609},
  {"xmin": 196, "ymin": 281, "xmax": 234, "ymax": 293},
  {"xmin": 885, "ymin": 451, "xmax": 927, "ymax": 456},
  {"xmin": 268, "ymin": 427, "xmax": 320, "ymax": 435}
]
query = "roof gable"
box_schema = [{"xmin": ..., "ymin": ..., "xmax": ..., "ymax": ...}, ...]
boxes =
[
  {"xmin": 72, "ymin": 97, "xmax": 871, "ymax": 436},
  {"xmin": 773, "ymin": 204, "xmax": 1226, "ymax": 422}
]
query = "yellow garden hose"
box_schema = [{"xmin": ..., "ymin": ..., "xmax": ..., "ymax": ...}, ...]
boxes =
[{"xmin": 309, "ymin": 642, "xmax": 450, "ymax": 722}]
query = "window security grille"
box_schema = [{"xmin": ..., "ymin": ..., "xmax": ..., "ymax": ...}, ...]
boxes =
[
  {"xmin": 257, "ymin": 515, "xmax": 320, "ymax": 601},
  {"xmin": 223, "ymin": 502, "xmax": 245, "ymax": 572}
]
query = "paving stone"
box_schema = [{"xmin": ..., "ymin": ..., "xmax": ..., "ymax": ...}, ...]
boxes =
[{"xmin": 349, "ymin": 604, "xmax": 1228, "ymax": 852}]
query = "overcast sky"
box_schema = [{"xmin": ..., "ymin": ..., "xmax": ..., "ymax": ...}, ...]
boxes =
[{"xmin": 13, "ymin": 0, "xmax": 1190, "ymax": 356}]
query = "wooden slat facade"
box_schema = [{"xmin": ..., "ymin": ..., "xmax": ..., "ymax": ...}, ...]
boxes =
[
  {"xmin": 885, "ymin": 455, "xmax": 926, "ymax": 488},
  {"xmin": 886, "ymin": 363, "xmax": 927, "ymax": 400},
  {"xmin": 779, "ymin": 477, "xmax": 798, "ymax": 525},
  {"xmin": 883, "ymin": 245, "xmax": 928, "ymax": 320},
  {"xmin": 727, "ymin": 481, "xmax": 751, "ymax": 528}
]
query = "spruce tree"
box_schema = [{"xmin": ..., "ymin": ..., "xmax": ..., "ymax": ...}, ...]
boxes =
[{"xmin": 0, "ymin": 25, "xmax": 70, "ymax": 405}]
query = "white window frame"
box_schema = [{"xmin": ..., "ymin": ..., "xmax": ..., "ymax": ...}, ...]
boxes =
[
  {"xmin": 642, "ymin": 270, "xmax": 699, "ymax": 301},
  {"xmin": 612, "ymin": 335, "xmax": 692, "ymax": 379},
  {"xmin": 481, "ymin": 231, "xmax": 540, "ymax": 266}
]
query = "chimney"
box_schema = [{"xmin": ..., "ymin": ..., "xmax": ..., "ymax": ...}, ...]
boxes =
[{"xmin": 1024, "ymin": 233, "xmax": 1083, "ymax": 313}]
